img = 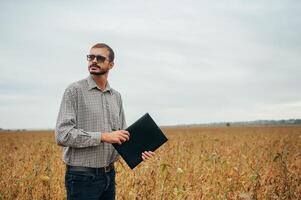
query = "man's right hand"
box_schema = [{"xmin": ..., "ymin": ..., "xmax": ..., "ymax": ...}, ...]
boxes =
[{"xmin": 100, "ymin": 130, "xmax": 130, "ymax": 144}]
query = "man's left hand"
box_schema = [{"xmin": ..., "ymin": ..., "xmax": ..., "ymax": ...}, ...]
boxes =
[{"xmin": 142, "ymin": 151, "xmax": 155, "ymax": 161}]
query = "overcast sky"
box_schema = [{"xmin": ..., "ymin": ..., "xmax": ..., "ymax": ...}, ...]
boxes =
[{"xmin": 0, "ymin": 0, "xmax": 300, "ymax": 129}]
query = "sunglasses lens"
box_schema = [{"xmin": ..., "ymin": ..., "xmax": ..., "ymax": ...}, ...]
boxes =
[
  {"xmin": 87, "ymin": 55, "xmax": 96, "ymax": 61},
  {"xmin": 96, "ymin": 55, "xmax": 106, "ymax": 62},
  {"xmin": 87, "ymin": 55, "xmax": 107, "ymax": 62}
]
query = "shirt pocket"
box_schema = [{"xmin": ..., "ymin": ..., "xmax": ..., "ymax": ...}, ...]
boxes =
[{"xmin": 107, "ymin": 98, "xmax": 121, "ymax": 130}]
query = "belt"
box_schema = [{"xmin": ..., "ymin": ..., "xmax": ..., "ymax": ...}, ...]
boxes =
[{"xmin": 66, "ymin": 163, "xmax": 114, "ymax": 173}]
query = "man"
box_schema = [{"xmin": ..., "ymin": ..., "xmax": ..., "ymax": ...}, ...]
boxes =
[{"xmin": 55, "ymin": 43, "xmax": 154, "ymax": 200}]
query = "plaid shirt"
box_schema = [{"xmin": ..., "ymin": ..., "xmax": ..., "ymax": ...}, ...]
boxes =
[{"xmin": 55, "ymin": 75, "xmax": 127, "ymax": 168}]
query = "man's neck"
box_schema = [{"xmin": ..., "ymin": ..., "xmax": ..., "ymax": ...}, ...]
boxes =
[{"xmin": 91, "ymin": 74, "xmax": 108, "ymax": 91}]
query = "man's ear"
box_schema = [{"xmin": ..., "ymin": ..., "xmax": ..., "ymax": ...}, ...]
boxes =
[{"xmin": 109, "ymin": 62, "xmax": 114, "ymax": 69}]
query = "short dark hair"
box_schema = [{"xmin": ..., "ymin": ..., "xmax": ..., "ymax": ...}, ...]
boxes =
[{"xmin": 91, "ymin": 43, "xmax": 115, "ymax": 62}]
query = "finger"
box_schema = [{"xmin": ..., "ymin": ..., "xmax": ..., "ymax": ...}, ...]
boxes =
[
  {"xmin": 143, "ymin": 151, "xmax": 149, "ymax": 157},
  {"xmin": 119, "ymin": 137, "xmax": 126, "ymax": 143},
  {"xmin": 120, "ymin": 130, "xmax": 130, "ymax": 136},
  {"xmin": 148, "ymin": 151, "xmax": 155, "ymax": 156},
  {"xmin": 119, "ymin": 134, "xmax": 129, "ymax": 142},
  {"xmin": 123, "ymin": 134, "xmax": 130, "ymax": 141},
  {"xmin": 141, "ymin": 154, "xmax": 147, "ymax": 161},
  {"xmin": 113, "ymin": 138, "xmax": 122, "ymax": 145},
  {"xmin": 142, "ymin": 152, "xmax": 151, "ymax": 160},
  {"xmin": 144, "ymin": 151, "xmax": 154, "ymax": 158}
]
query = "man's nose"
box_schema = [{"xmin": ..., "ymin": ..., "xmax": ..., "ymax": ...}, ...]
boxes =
[{"xmin": 92, "ymin": 57, "xmax": 98, "ymax": 62}]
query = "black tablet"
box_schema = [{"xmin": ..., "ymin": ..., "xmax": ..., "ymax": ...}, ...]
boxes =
[{"xmin": 113, "ymin": 113, "xmax": 168, "ymax": 169}]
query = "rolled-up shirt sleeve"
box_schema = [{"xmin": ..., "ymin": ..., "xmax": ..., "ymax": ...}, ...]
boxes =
[{"xmin": 55, "ymin": 87, "xmax": 101, "ymax": 148}]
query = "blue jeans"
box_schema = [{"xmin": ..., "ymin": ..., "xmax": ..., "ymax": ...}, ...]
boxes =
[{"xmin": 65, "ymin": 168, "xmax": 116, "ymax": 200}]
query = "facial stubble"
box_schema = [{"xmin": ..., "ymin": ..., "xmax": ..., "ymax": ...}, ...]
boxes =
[{"xmin": 89, "ymin": 64, "xmax": 107, "ymax": 76}]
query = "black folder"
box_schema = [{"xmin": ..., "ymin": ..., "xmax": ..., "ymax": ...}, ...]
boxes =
[{"xmin": 113, "ymin": 113, "xmax": 168, "ymax": 169}]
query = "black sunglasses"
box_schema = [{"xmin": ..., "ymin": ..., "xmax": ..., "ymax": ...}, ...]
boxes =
[{"xmin": 87, "ymin": 54, "xmax": 109, "ymax": 62}]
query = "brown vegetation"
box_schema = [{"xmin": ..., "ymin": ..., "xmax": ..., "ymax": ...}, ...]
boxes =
[{"xmin": 0, "ymin": 126, "xmax": 300, "ymax": 199}]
